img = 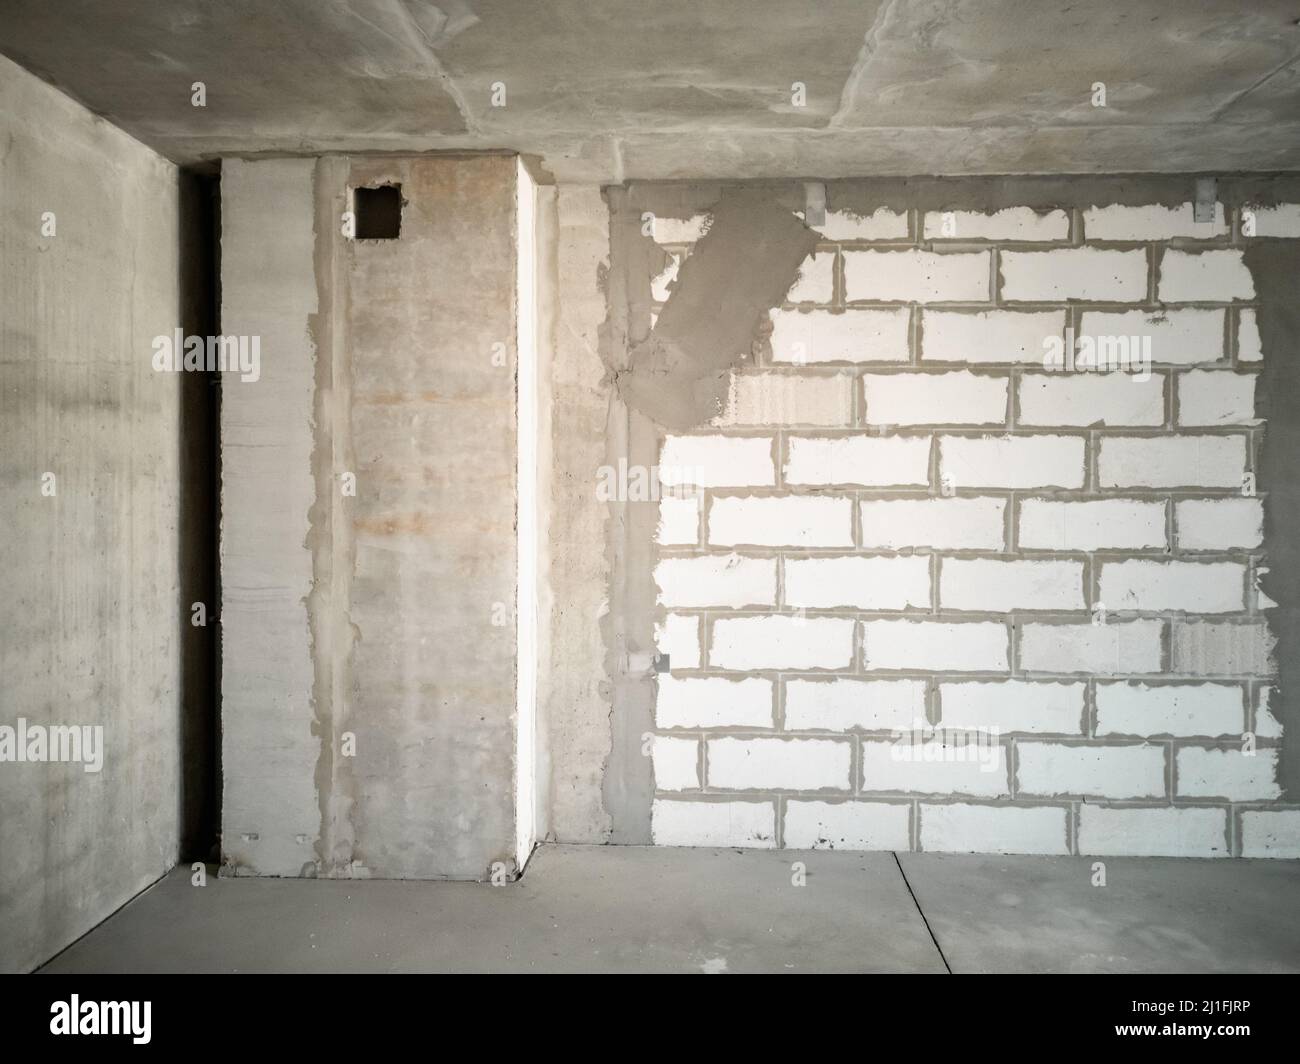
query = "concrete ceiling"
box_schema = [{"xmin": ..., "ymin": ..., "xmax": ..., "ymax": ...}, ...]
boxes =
[{"xmin": 3, "ymin": 0, "xmax": 1300, "ymax": 181}]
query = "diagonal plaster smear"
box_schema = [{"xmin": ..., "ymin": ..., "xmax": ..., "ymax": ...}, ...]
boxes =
[{"xmin": 615, "ymin": 190, "xmax": 819, "ymax": 430}]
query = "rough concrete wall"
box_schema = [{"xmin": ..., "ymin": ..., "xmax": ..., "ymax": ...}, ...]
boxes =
[
  {"xmin": 220, "ymin": 155, "xmax": 523, "ymax": 879},
  {"xmin": 603, "ymin": 175, "xmax": 1300, "ymax": 859},
  {"xmin": 0, "ymin": 55, "xmax": 182, "ymax": 971},
  {"xmin": 545, "ymin": 186, "xmax": 615, "ymax": 843},
  {"xmin": 220, "ymin": 159, "xmax": 321, "ymax": 876}
]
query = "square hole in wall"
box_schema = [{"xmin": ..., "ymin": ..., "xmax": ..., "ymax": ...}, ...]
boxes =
[{"xmin": 354, "ymin": 184, "xmax": 402, "ymax": 239}]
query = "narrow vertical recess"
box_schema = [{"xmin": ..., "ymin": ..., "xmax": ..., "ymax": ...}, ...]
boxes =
[{"xmin": 306, "ymin": 156, "xmax": 358, "ymax": 876}]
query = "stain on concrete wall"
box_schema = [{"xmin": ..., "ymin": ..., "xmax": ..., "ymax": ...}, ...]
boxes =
[{"xmin": 0, "ymin": 55, "xmax": 183, "ymax": 971}]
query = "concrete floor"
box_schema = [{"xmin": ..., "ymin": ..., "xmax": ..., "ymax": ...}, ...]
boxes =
[{"xmin": 39, "ymin": 845, "xmax": 1300, "ymax": 974}]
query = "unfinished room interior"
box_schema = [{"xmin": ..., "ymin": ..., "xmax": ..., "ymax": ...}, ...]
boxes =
[{"xmin": 3, "ymin": 0, "xmax": 1300, "ymax": 995}]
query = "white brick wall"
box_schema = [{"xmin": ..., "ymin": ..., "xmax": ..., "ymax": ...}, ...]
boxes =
[
  {"xmin": 656, "ymin": 675, "xmax": 773, "ymax": 728},
  {"xmin": 660, "ymin": 434, "xmax": 774, "ymax": 487},
  {"xmin": 940, "ymin": 434, "xmax": 1085, "ymax": 489},
  {"xmin": 1100, "ymin": 559, "xmax": 1245, "ymax": 614},
  {"xmin": 1177, "ymin": 371, "xmax": 1257, "ymax": 426},
  {"xmin": 1018, "ymin": 498, "xmax": 1166, "ymax": 551},
  {"xmin": 708, "ymin": 737, "xmax": 851, "ymax": 790},
  {"xmin": 784, "ymin": 800, "xmax": 910, "ymax": 850},
  {"xmin": 1078, "ymin": 806, "xmax": 1228, "ymax": 858},
  {"xmin": 864, "ymin": 620, "xmax": 1008, "ymax": 671},
  {"xmin": 921, "ymin": 309, "xmax": 1064, "ymax": 363},
  {"xmin": 844, "ymin": 249, "xmax": 990, "ymax": 302},
  {"xmin": 643, "ymin": 192, "xmax": 1282, "ymax": 858},
  {"xmin": 939, "ymin": 680, "xmax": 1085, "ymax": 733},
  {"xmin": 1175, "ymin": 747, "xmax": 1279, "ymax": 801},
  {"xmin": 924, "ymin": 207, "xmax": 1069, "ymax": 242},
  {"xmin": 1019, "ymin": 621, "xmax": 1163, "ymax": 674},
  {"xmin": 1001, "ymin": 248, "xmax": 1146, "ymax": 301},
  {"xmin": 711, "ymin": 616, "xmax": 855, "ymax": 670},
  {"xmin": 864, "ymin": 371, "xmax": 1008, "ymax": 426},
  {"xmin": 1017, "ymin": 374, "xmax": 1165, "ymax": 427},
  {"xmin": 861, "ymin": 741, "xmax": 1009, "ymax": 797},
  {"xmin": 940, "ymin": 558, "xmax": 1084, "ymax": 612},
  {"xmin": 1082, "ymin": 202, "xmax": 1229, "ymax": 240},
  {"xmin": 1017, "ymin": 742, "xmax": 1166, "ymax": 799},
  {"xmin": 784, "ymin": 555, "xmax": 929, "ymax": 610},
  {"xmin": 1098, "ymin": 435, "xmax": 1246, "ymax": 489},
  {"xmin": 1175, "ymin": 498, "xmax": 1262, "ymax": 550},
  {"xmin": 1080, "ymin": 309, "xmax": 1225, "ymax": 365},
  {"xmin": 709, "ymin": 495, "xmax": 852, "ymax": 547},
  {"xmin": 920, "ymin": 803, "xmax": 1068, "ymax": 855},
  {"xmin": 1095, "ymin": 682, "xmax": 1244, "ymax": 737},
  {"xmin": 784, "ymin": 678, "xmax": 926, "ymax": 731},
  {"xmin": 651, "ymin": 799, "xmax": 774, "ymax": 847},
  {"xmin": 654, "ymin": 554, "xmax": 776, "ymax": 608},
  {"xmin": 860, "ymin": 497, "xmax": 1006, "ymax": 550},
  {"xmin": 785, "ymin": 435, "xmax": 929, "ymax": 487},
  {"xmin": 1158, "ymin": 249, "xmax": 1254, "ymax": 302}
]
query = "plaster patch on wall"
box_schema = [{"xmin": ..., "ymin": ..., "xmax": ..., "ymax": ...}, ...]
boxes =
[{"xmin": 615, "ymin": 191, "xmax": 819, "ymax": 430}]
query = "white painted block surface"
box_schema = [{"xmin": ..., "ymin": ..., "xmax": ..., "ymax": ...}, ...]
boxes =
[
  {"xmin": 784, "ymin": 678, "xmax": 927, "ymax": 731},
  {"xmin": 1080, "ymin": 309, "xmax": 1225, "ymax": 366},
  {"xmin": 1098, "ymin": 435, "xmax": 1246, "ymax": 488},
  {"xmin": 785, "ymin": 555, "xmax": 930, "ymax": 610},
  {"xmin": 655, "ymin": 675, "xmax": 773, "ymax": 728},
  {"xmin": 1018, "ymin": 373, "xmax": 1165, "ymax": 427},
  {"xmin": 939, "ymin": 681, "xmax": 1085, "ymax": 734},
  {"xmin": 659, "ymin": 434, "xmax": 774, "ymax": 487},
  {"xmin": 785, "ymin": 434, "xmax": 930, "ymax": 487},
  {"xmin": 651, "ymin": 799, "xmax": 774, "ymax": 847},
  {"xmin": 1178, "ymin": 498, "xmax": 1264, "ymax": 551},
  {"xmin": 922, "ymin": 309, "xmax": 1065, "ymax": 364},
  {"xmin": 1017, "ymin": 743, "xmax": 1166, "ymax": 799},
  {"xmin": 1082, "ymin": 202, "xmax": 1228, "ymax": 240},
  {"xmin": 920, "ymin": 803, "xmax": 1068, "ymax": 854},
  {"xmin": 1019, "ymin": 621, "xmax": 1163, "ymax": 674},
  {"xmin": 844, "ymin": 249, "xmax": 991, "ymax": 302},
  {"xmin": 784, "ymin": 800, "xmax": 911, "ymax": 850},
  {"xmin": 924, "ymin": 207, "xmax": 1069, "ymax": 241},
  {"xmin": 940, "ymin": 558, "xmax": 1084, "ymax": 611},
  {"xmin": 860, "ymin": 497, "xmax": 1007, "ymax": 550},
  {"xmin": 1175, "ymin": 747, "xmax": 1279, "ymax": 801},
  {"xmin": 864, "ymin": 370, "xmax": 1009, "ymax": 427},
  {"xmin": 861, "ymin": 740, "xmax": 1008, "ymax": 796},
  {"xmin": 1095, "ymin": 682, "xmax": 1244, "ymax": 737},
  {"xmin": 711, "ymin": 615, "xmax": 855, "ymax": 670},
  {"xmin": 1001, "ymin": 248, "xmax": 1147, "ymax": 301},
  {"xmin": 1158, "ymin": 249, "xmax": 1254, "ymax": 302},
  {"xmin": 654, "ymin": 554, "xmax": 777, "ymax": 608},
  {"xmin": 1099, "ymin": 559, "xmax": 1246, "ymax": 613},
  {"xmin": 864, "ymin": 620, "xmax": 1008, "ymax": 671},
  {"xmin": 1078, "ymin": 806, "xmax": 1228, "ymax": 857},
  {"xmin": 940, "ymin": 434, "xmax": 1086, "ymax": 489},
  {"xmin": 708, "ymin": 494, "xmax": 853, "ymax": 547},
  {"xmin": 708, "ymin": 737, "xmax": 852, "ymax": 790},
  {"xmin": 1018, "ymin": 498, "xmax": 1166, "ymax": 551},
  {"xmin": 1177, "ymin": 370, "xmax": 1257, "ymax": 426}
]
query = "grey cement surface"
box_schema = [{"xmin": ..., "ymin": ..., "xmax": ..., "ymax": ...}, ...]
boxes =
[
  {"xmin": 0, "ymin": 54, "xmax": 183, "ymax": 975},
  {"xmin": 3, "ymin": 2, "xmax": 1300, "ymax": 180},
  {"xmin": 899, "ymin": 852, "xmax": 1300, "ymax": 973},
  {"xmin": 39, "ymin": 845, "xmax": 1300, "ymax": 973}
]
